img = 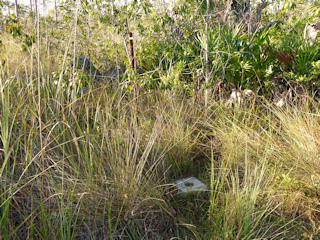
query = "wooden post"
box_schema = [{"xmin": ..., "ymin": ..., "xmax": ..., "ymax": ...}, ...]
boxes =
[
  {"xmin": 129, "ymin": 32, "xmax": 140, "ymax": 126},
  {"xmin": 129, "ymin": 32, "xmax": 137, "ymax": 100},
  {"xmin": 129, "ymin": 32, "xmax": 135, "ymax": 70}
]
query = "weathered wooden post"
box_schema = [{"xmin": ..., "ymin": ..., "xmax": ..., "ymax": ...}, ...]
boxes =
[
  {"xmin": 129, "ymin": 32, "xmax": 139, "ymax": 104},
  {"xmin": 129, "ymin": 32, "xmax": 135, "ymax": 70}
]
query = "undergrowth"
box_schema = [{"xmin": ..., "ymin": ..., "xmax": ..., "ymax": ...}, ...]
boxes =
[{"xmin": 1, "ymin": 19, "xmax": 320, "ymax": 240}]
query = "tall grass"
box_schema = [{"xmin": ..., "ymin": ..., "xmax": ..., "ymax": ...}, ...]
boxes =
[
  {"xmin": 0, "ymin": 36, "xmax": 201, "ymax": 238},
  {"xmin": 206, "ymin": 101, "xmax": 320, "ymax": 238},
  {"xmin": 2, "ymin": 29, "xmax": 320, "ymax": 239}
]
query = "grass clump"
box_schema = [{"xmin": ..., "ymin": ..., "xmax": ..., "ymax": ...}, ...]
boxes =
[{"xmin": 205, "ymin": 101, "xmax": 320, "ymax": 239}]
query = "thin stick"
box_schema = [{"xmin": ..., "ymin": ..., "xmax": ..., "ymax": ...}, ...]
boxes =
[
  {"xmin": 205, "ymin": 0, "xmax": 210, "ymax": 108},
  {"xmin": 36, "ymin": 0, "xmax": 44, "ymax": 173},
  {"xmin": 72, "ymin": 0, "xmax": 79, "ymax": 103}
]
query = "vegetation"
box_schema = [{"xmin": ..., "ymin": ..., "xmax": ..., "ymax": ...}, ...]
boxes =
[{"xmin": 1, "ymin": 0, "xmax": 320, "ymax": 239}]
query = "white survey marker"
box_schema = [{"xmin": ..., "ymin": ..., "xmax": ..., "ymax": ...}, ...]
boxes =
[{"xmin": 175, "ymin": 177, "xmax": 207, "ymax": 193}]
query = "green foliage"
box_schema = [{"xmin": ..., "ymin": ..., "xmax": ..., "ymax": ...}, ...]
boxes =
[
  {"xmin": 310, "ymin": 60, "xmax": 320, "ymax": 83},
  {"xmin": 5, "ymin": 15, "xmax": 22, "ymax": 37},
  {"xmin": 137, "ymin": 0, "xmax": 203, "ymax": 90},
  {"xmin": 138, "ymin": 74, "xmax": 159, "ymax": 90},
  {"xmin": 52, "ymin": 68, "xmax": 90, "ymax": 96},
  {"xmin": 306, "ymin": 0, "xmax": 320, "ymax": 18},
  {"xmin": 21, "ymin": 34, "xmax": 36, "ymax": 52},
  {"xmin": 269, "ymin": 20, "xmax": 320, "ymax": 83},
  {"xmin": 294, "ymin": 43, "xmax": 320, "ymax": 76},
  {"xmin": 160, "ymin": 60, "xmax": 185, "ymax": 90},
  {"xmin": 196, "ymin": 24, "xmax": 278, "ymax": 89}
]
